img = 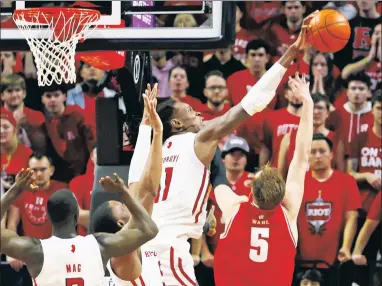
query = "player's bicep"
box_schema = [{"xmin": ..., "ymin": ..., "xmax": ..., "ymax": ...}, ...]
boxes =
[
  {"xmin": 1, "ymin": 229, "xmax": 42, "ymax": 264},
  {"xmin": 282, "ymin": 159, "xmax": 307, "ymax": 221},
  {"xmin": 95, "ymin": 229, "xmax": 146, "ymax": 260}
]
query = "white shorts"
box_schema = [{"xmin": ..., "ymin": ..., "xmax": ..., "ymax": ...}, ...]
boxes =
[{"xmin": 141, "ymin": 238, "xmax": 197, "ymax": 286}]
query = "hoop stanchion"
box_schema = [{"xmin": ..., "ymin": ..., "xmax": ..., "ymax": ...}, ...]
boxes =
[{"xmin": 13, "ymin": 8, "xmax": 100, "ymax": 86}]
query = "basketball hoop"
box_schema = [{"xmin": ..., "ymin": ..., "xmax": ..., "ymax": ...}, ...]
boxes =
[{"xmin": 13, "ymin": 8, "xmax": 101, "ymax": 86}]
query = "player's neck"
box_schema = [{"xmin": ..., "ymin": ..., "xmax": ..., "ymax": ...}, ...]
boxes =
[
  {"xmin": 5, "ymin": 103, "xmax": 24, "ymax": 113},
  {"xmin": 312, "ymin": 168, "xmax": 333, "ymax": 182},
  {"xmin": 227, "ymin": 170, "xmax": 244, "ymax": 184},
  {"xmin": 52, "ymin": 226, "xmax": 77, "ymax": 239},
  {"xmin": 360, "ymin": 9, "xmax": 380, "ymax": 19},
  {"xmin": 287, "ymin": 19, "xmax": 302, "ymax": 32},
  {"xmin": 207, "ymin": 100, "xmax": 225, "ymax": 112},
  {"xmin": 373, "ymin": 123, "xmax": 381, "ymax": 138},
  {"xmin": 171, "ymin": 91, "xmax": 187, "ymax": 99},
  {"xmin": 249, "ymin": 68, "xmax": 265, "ymax": 78},
  {"xmin": 313, "ymin": 125, "xmax": 329, "ymax": 136}
]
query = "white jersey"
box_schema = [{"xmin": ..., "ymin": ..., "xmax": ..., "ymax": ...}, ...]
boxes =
[
  {"xmin": 151, "ymin": 132, "xmax": 210, "ymax": 241},
  {"xmin": 104, "ymin": 260, "xmax": 146, "ymax": 286},
  {"xmin": 34, "ymin": 235, "xmax": 104, "ymax": 286}
]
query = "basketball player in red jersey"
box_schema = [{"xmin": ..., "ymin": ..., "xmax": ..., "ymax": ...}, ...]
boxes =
[
  {"xmin": 140, "ymin": 11, "xmax": 318, "ymax": 285},
  {"xmin": 214, "ymin": 73, "xmax": 314, "ymax": 286},
  {"xmin": 1, "ymin": 168, "xmax": 158, "ymax": 286}
]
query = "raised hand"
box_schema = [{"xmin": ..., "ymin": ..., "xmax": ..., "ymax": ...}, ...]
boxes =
[
  {"xmin": 14, "ymin": 168, "xmax": 38, "ymax": 192},
  {"xmin": 99, "ymin": 173, "xmax": 126, "ymax": 193},
  {"xmin": 142, "ymin": 83, "xmax": 159, "ymax": 126},
  {"xmin": 293, "ymin": 10, "xmax": 319, "ymax": 51},
  {"xmin": 143, "ymin": 84, "xmax": 162, "ymax": 133},
  {"xmin": 288, "ymin": 72, "xmax": 312, "ymax": 103}
]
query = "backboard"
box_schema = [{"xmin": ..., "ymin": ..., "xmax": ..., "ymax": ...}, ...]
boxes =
[{"xmin": 1, "ymin": 1, "xmax": 235, "ymax": 51}]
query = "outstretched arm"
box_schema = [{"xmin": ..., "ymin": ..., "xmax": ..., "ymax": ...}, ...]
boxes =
[
  {"xmin": 95, "ymin": 174, "xmax": 158, "ymax": 263},
  {"xmin": 195, "ymin": 12, "xmax": 318, "ymax": 166},
  {"xmin": 128, "ymin": 84, "xmax": 163, "ymax": 215},
  {"xmin": 282, "ymin": 74, "xmax": 314, "ymax": 222},
  {"xmin": 1, "ymin": 170, "xmax": 43, "ymax": 276}
]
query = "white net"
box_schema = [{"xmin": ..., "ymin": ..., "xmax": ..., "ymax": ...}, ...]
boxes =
[{"xmin": 13, "ymin": 9, "xmax": 100, "ymax": 86}]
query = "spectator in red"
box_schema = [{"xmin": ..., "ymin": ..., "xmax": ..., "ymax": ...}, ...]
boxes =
[
  {"xmin": 168, "ymin": 65, "xmax": 203, "ymax": 111},
  {"xmin": 7, "ymin": 152, "xmax": 68, "ymax": 271},
  {"xmin": 69, "ymin": 146, "xmax": 97, "ymax": 236},
  {"xmin": 333, "ymin": 0, "xmax": 381, "ymax": 69},
  {"xmin": 326, "ymin": 72, "xmax": 374, "ymax": 145},
  {"xmin": 298, "ymin": 134, "xmax": 360, "ymax": 281},
  {"xmin": 0, "ymin": 108, "xmax": 32, "ymax": 194},
  {"xmin": 1, "ymin": 74, "xmax": 45, "ymax": 149},
  {"xmin": 232, "ymin": 3, "xmax": 258, "ymax": 64},
  {"xmin": 40, "ymin": 84, "xmax": 96, "ymax": 183},
  {"xmin": 278, "ymin": 94, "xmax": 345, "ymax": 179},
  {"xmin": 203, "ymin": 48, "xmax": 246, "ymax": 80},
  {"xmin": 243, "ymin": 1, "xmax": 282, "ymax": 28},
  {"xmin": 342, "ymin": 23, "xmax": 381, "ymax": 92},
  {"xmin": 347, "ymin": 91, "xmax": 381, "ymax": 212},
  {"xmin": 199, "ymin": 136, "xmax": 252, "ymax": 285},
  {"xmin": 66, "ymin": 62, "xmax": 123, "ymax": 126},
  {"xmin": 199, "ymin": 70, "xmax": 230, "ymax": 121},
  {"xmin": 259, "ymin": 83, "xmax": 302, "ymax": 167},
  {"xmin": 227, "ymin": 40, "xmax": 274, "ymax": 108},
  {"xmin": 268, "ymin": 1, "xmax": 307, "ymax": 56}
]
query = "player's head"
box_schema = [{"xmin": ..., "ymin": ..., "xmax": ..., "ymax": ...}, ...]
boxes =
[
  {"xmin": 169, "ymin": 66, "xmax": 189, "ymax": 95},
  {"xmin": 251, "ymin": 165, "xmax": 286, "ymax": 210},
  {"xmin": 28, "ymin": 152, "xmax": 54, "ymax": 188},
  {"xmin": 204, "ymin": 70, "xmax": 228, "ymax": 107},
  {"xmin": 309, "ymin": 134, "xmax": 333, "ymax": 172},
  {"xmin": 157, "ymin": 98, "xmax": 203, "ymax": 142},
  {"xmin": 372, "ymin": 89, "xmax": 382, "ymax": 125},
  {"xmin": 346, "ymin": 72, "xmax": 371, "ymax": 105},
  {"xmin": 312, "ymin": 93, "xmax": 330, "ymax": 127},
  {"xmin": 0, "ymin": 74, "xmax": 26, "ymax": 109},
  {"xmin": 47, "ymin": 189, "xmax": 79, "ymax": 229},
  {"xmin": 41, "ymin": 84, "xmax": 67, "ymax": 116},
  {"xmin": 246, "ymin": 39, "xmax": 270, "ymax": 73},
  {"xmin": 356, "ymin": 0, "xmax": 379, "ymax": 14},
  {"xmin": 222, "ymin": 136, "xmax": 249, "ymax": 173},
  {"xmin": 236, "ymin": 2, "xmax": 245, "ymax": 25},
  {"xmin": 0, "ymin": 108, "xmax": 17, "ymax": 146},
  {"xmin": 282, "ymin": 1, "xmax": 306, "ymax": 24},
  {"xmin": 91, "ymin": 201, "xmax": 131, "ymax": 234},
  {"xmin": 298, "ymin": 269, "xmax": 324, "ymax": 286}
]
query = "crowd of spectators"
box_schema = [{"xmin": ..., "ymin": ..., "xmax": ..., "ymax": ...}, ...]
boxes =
[{"xmin": 1, "ymin": 1, "xmax": 381, "ymax": 286}]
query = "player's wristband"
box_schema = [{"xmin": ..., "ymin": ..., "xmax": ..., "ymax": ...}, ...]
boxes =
[
  {"xmin": 128, "ymin": 124, "xmax": 152, "ymax": 185},
  {"xmin": 240, "ymin": 62, "xmax": 287, "ymax": 116}
]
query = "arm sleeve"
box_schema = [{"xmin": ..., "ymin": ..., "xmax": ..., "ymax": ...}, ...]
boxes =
[{"xmin": 210, "ymin": 147, "xmax": 229, "ymax": 188}]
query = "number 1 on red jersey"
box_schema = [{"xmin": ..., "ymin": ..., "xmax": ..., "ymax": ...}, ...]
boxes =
[{"xmin": 155, "ymin": 167, "xmax": 174, "ymax": 203}]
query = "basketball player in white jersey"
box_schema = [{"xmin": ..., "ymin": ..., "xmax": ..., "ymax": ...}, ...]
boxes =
[
  {"xmin": 1, "ymin": 168, "xmax": 158, "ymax": 286},
  {"xmin": 132, "ymin": 12, "xmax": 317, "ymax": 285}
]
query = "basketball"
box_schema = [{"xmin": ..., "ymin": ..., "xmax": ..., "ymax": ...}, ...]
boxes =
[{"xmin": 307, "ymin": 9, "xmax": 351, "ymax": 53}]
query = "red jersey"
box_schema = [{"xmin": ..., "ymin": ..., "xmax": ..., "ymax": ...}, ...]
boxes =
[
  {"xmin": 13, "ymin": 180, "xmax": 69, "ymax": 239},
  {"xmin": 69, "ymin": 159, "xmax": 94, "ymax": 236},
  {"xmin": 367, "ymin": 192, "xmax": 381, "ymax": 221},
  {"xmin": 214, "ymin": 201, "xmax": 296, "ymax": 286},
  {"xmin": 23, "ymin": 107, "xmax": 45, "ymax": 126},
  {"xmin": 245, "ymin": 1, "xmax": 282, "ymax": 24},
  {"xmin": 227, "ymin": 69, "xmax": 276, "ymax": 109},
  {"xmin": 198, "ymin": 103, "xmax": 231, "ymax": 122},
  {"xmin": 286, "ymin": 130, "xmax": 338, "ymax": 170},
  {"xmin": 327, "ymin": 102, "xmax": 374, "ymax": 144},
  {"xmin": 298, "ymin": 171, "xmax": 361, "ymax": 266},
  {"xmin": 1, "ymin": 144, "xmax": 32, "ymax": 193},
  {"xmin": 348, "ymin": 129, "xmax": 381, "ymax": 212},
  {"xmin": 261, "ymin": 108, "xmax": 300, "ymax": 167},
  {"xmin": 207, "ymin": 171, "xmax": 252, "ymax": 253},
  {"xmin": 232, "ymin": 28, "xmax": 257, "ymax": 62}
]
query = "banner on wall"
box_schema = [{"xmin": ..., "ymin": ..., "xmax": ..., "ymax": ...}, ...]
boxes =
[{"xmin": 132, "ymin": 1, "xmax": 155, "ymax": 27}]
